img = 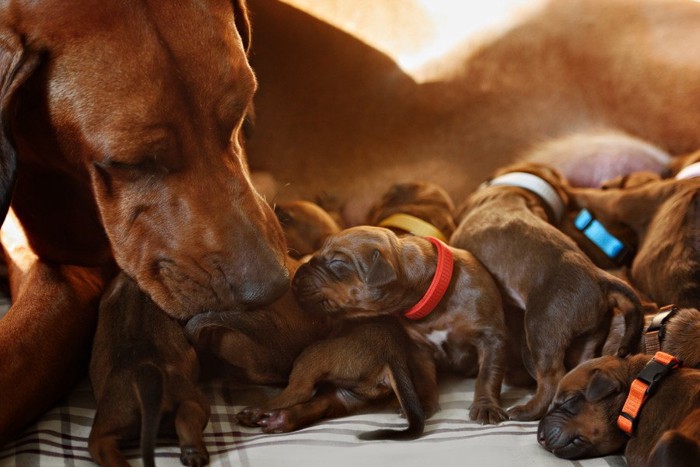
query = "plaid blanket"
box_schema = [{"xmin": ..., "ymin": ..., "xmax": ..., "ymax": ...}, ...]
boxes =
[{"xmin": 0, "ymin": 375, "xmax": 627, "ymax": 467}]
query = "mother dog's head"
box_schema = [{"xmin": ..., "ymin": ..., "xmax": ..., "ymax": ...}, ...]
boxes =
[{"xmin": 0, "ymin": 0, "xmax": 288, "ymax": 318}]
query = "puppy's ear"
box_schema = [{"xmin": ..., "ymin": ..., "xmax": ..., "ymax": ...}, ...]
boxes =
[
  {"xmin": 0, "ymin": 31, "xmax": 40, "ymax": 225},
  {"xmin": 364, "ymin": 249, "xmax": 397, "ymax": 286},
  {"xmin": 584, "ymin": 369, "xmax": 623, "ymax": 402}
]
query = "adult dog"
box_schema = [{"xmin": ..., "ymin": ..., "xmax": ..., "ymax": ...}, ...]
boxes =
[{"xmin": 0, "ymin": 0, "xmax": 288, "ymax": 444}]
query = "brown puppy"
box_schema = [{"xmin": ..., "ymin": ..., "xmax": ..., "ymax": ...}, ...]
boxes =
[
  {"xmin": 604, "ymin": 303, "xmax": 700, "ymax": 364},
  {"xmin": 0, "ymin": 0, "xmax": 289, "ymax": 443},
  {"xmin": 185, "ymin": 259, "xmax": 331, "ymax": 388},
  {"xmin": 569, "ymin": 165, "xmax": 700, "ymax": 308},
  {"xmin": 89, "ymin": 273, "xmax": 209, "ymax": 467},
  {"xmin": 366, "ymin": 181, "xmax": 457, "ymax": 240},
  {"xmin": 293, "ymin": 225, "xmax": 510, "ymax": 424},
  {"xmin": 274, "ymin": 200, "xmax": 342, "ymax": 259},
  {"xmin": 237, "ymin": 316, "xmax": 438, "ymax": 440},
  {"xmin": 538, "ymin": 354, "xmax": 700, "ymax": 467},
  {"xmin": 451, "ymin": 162, "xmax": 644, "ymax": 420}
]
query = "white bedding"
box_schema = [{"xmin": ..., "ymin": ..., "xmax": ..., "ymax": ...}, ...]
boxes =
[{"xmin": 0, "ymin": 375, "xmax": 627, "ymax": 467}]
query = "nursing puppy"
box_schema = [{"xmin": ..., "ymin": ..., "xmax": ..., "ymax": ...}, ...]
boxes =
[
  {"xmin": 237, "ymin": 315, "xmax": 438, "ymax": 440},
  {"xmin": 89, "ymin": 273, "xmax": 209, "ymax": 467},
  {"xmin": 569, "ymin": 161, "xmax": 700, "ymax": 308},
  {"xmin": 451, "ymin": 162, "xmax": 644, "ymax": 421},
  {"xmin": 538, "ymin": 353, "xmax": 700, "ymax": 467},
  {"xmin": 366, "ymin": 181, "xmax": 457, "ymax": 240},
  {"xmin": 293, "ymin": 225, "xmax": 510, "ymax": 424},
  {"xmin": 274, "ymin": 200, "xmax": 342, "ymax": 259}
]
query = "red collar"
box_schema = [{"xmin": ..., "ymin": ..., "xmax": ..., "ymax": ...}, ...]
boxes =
[{"xmin": 403, "ymin": 237, "xmax": 454, "ymax": 320}]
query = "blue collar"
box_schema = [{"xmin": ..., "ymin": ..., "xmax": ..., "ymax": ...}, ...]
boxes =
[{"xmin": 573, "ymin": 209, "xmax": 632, "ymax": 264}]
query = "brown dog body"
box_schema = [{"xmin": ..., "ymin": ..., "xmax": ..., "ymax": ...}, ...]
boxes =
[
  {"xmin": 538, "ymin": 354, "xmax": 700, "ymax": 467},
  {"xmin": 237, "ymin": 316, "xmax": 438, "ymax": 440},
  {"xmin": 0, "ymin": 0, "xmax": 289, "ymax": 443},
  {"xmin": 293, "ymin": 226, "xmax": 510, "ymax": 424},
  {"xmin": 569, "ymin": 175, "xmax": 700, "ymax": 308},
  {"xmin": 451, "ymin": 163, "xmax": 644, "ymax": 420},
  {"xmin": 89, "ymin": 273, "xmax": 210, "ymax": 467}
]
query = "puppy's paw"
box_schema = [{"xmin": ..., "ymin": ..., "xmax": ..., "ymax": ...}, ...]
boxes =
[
  {"xmin": 236, "ymin": 407, "xmax": 267, "ymax": 426},
  {"xmin": 469, "ymin": 404, "xmax": 508, "ymax": 425},
  {"xmin": 507, "ymin": 404, "xmax": 544, "ymax": 421},
  {"xmin": 180, "ymin": 445, "xmax": 209, "ymax": 467},
  {"xmin": 257, "ymin": 409, "xmax": 298, "ymax": 433}
]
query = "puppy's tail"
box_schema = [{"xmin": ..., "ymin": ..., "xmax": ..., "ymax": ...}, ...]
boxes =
[
  {"xmin": 133, "ymin": 363, "xmax": 164, "ymax": 467},
  {"xmin": 606, "ymin": 276, "xmax": 644, "ymax": 357},
  {"xmin": 357, "ymin": 361, "xmax": 425, "ymax": 441}
]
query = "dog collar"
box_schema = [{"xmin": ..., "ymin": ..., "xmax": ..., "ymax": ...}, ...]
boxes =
[
  {"xmin": 617, "ymin": 351, "xmax": 682, "ymax": 436},
  {"xmin": 643, "ymin": 305, "xmax": 680, "ymax": 354},
  {"xmin": 487, "ymin": 172, "xmax": 564, "ymax": 223},
  {"xmin": 377, "ymin": 213, "xmax": 447, "ymax": 242},
  {"xmin": 675, "ymin": 161, "xmax": 700, "ymax": 180},
  {"xmin": 573, "ymin": 209, "xmax": 632, "ymax": 264},
  {"xmin": 403, "ymin": 237, "xmax": 454, "ymax": 320}
]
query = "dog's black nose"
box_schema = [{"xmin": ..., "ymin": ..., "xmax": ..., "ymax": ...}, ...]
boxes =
[{"xmin": 239, "ymin": 266, "xmax": 290, "ymax": 308}]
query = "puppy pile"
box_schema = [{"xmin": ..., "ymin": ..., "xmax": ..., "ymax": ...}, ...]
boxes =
[{"xmin": 86, "ymin": 135, "xmax": 700, "ymax": 467}]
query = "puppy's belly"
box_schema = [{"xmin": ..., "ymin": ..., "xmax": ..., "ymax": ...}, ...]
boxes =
[{"xmin": 425, "ymin": 330, "xmax": 478, "ymax": 376}]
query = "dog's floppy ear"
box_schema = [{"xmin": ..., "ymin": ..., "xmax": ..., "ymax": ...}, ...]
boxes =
[
  {"xmin": 0, "ymin": 30, "xmax": 39, "ymax": 224},
  {"xmin": 232, "ymin": 0, "xmax": 251, "ymax": 54},
  {"xmin": 584, "ymin": 369, "xmax": 624, "ymax": 402},
  {"xmin": 363, "ymin": 249, "xmax": 397, "ymax": 286}
]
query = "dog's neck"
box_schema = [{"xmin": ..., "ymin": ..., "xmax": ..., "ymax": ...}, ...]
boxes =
[
  {"xmin": 402, "ymin": 237, "xmax": 454, "ymax": 320},
  {"xmin": 485, "ymin": 171, "xmax": 564, "ymax": 223}
]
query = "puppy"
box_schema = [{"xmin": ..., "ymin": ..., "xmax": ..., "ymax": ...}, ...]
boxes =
[
  {"xmin": 604, "ymin": 304, "xmax": 700, "ymax": 366},
  {"xmin": 89, "ymin": 273, "xmax": 209, "ymax": 467},
  {"xmin": 568, "ymin": 162, "xmax": 700, "ymax": 308},
  {"xmin": 538, "ymin": 353, "xmax": 700, "ymax": 467},
  {"xmin": 293, "ymin": 225, "xmax": 510, "ymax": 424},
  {"xmin": 451, "ymin": 162, "xmax": 644, "ymax": 420},
  {"xmin": 366, "ymin": 181, "xmax": 457, "ymax": 241},
  {"xmin": 237, "ymin": 315, "xmax": 438, "ymax": 440},
  {"xmin": 274, "ymin": 200, "xmax": 342, "ymax": 260}
]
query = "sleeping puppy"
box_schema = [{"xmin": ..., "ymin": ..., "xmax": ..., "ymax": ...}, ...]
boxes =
[
  {"xmin": 451, "ymin": 162, "xmax": 644, "ymax": 421},
  {"xmin": 366, "ymin": 181, "xmax": 457, "ymax": 241},
  {"xmin": 568, "ymin": 160, "xmax": 700, "ymax": 308},
  {"xmin": 237, "ymin": 315, "xmax": 438, "ymax": 440},
  {"xmin": 538, "ymin": 353, "xmax": 700, "ymax": 467},
  {"xmin": 292, "ymin": 225, "xmax": 511, "ymax": 424},
  {"xmin": 89, "ymin": 272, "xmax": 209, "ymax": 467}
]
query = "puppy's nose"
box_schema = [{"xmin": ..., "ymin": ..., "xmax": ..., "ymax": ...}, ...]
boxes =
[{"xmin": 238, "ymin": 265, "xmax": 289, "ymax": 308}]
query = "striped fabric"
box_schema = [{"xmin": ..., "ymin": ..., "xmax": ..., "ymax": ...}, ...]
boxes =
[{"xmin": 0, "ymin": 376, "xmax": 626, "ymax": 467}]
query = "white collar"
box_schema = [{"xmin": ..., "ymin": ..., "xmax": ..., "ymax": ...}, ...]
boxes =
[
  {"xmin": 486, "ymin": 172, "xmax": 564, "ymax": 223},
  {"xmin": 675, "ymin": 161, "xmax": 700, "ymax": 180}
]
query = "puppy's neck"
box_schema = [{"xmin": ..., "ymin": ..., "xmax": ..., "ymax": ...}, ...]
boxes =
[{"xmin": 485, "ymin": 171, "xmax": 564, "ymax": 223}]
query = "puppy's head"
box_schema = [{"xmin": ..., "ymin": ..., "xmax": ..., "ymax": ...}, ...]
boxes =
[
  {"xmin": 293, "ymin": 226, "xmax": 412, "ymax": 317},
  {"xmin": 275, "ymin": 200, "xmax": 342, "ymax": 259},
  {"xmin": 538, "ymin": 356, "xmax": 630, "ymax": 459},
  {"xmin": 366, "ymin": 181, "xmax": 456, "ymax": 238},
  {"xmin": 600, "ymin": 171, "xmax": 662, "ymax": 190}
]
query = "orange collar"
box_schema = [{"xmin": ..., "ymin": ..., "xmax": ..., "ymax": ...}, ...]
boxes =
[
  {"xmin": 377, "ymin": 213, "xmax": 447, "ymax": 242},
  {"xmin": 617, "ymin": 351, "xmax": 682, "ymax": 435},
  {"xmin": 403, "ymin": 237, "xmax": 454, "ymax": 320}
]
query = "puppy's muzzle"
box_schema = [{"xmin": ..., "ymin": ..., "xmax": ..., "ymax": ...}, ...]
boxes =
[{"xmin": 537, "ymin": 411, "xmax": 596, "ymax": 459}]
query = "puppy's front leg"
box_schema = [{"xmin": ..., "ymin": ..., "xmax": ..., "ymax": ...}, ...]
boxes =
[
  {"xmin": 175, "ymin": 396, "xmax": 210, "ymax": 467},
  {"xmin": 470, "ymin": 330, "xmax": 508, "ymax": 424}
]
